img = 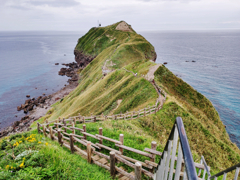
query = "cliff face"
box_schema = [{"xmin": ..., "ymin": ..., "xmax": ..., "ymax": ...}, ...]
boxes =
[{"xmin": 74, "ymin": 50, "xmax": 95, "ymax": 68}]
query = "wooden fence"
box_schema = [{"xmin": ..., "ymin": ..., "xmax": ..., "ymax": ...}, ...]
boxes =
[
  {"xmin": 41, "ymin": 104, "xmax": 160, "ymax": 126},
  {"xmin": 37, "ymin": 119, "xmax": 205, "ymax": 180}
]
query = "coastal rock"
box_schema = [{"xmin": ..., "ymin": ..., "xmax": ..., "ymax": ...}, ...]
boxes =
[
  {"xmin": 55, "ymin": 63, "xmax": 59, "ymax": 65},
  {"xmin": 23, "ymin": 108, "xmax": 28, "ymax": 114},
  {"xmin": 13, "ymin": 121, "xmax": 20, "ymax": 127},
  {"xmin": 28, "ymin": 104, "xmax": 34, "ymax": 111},
  {"xmin": 26, "ymin": 95, "xmax": 30, "ymax": 98},
  {"xmin": 163, "ymin": 62, "xmax": 168, "ymax": 65},
  {"xmin": 74, "ymin": 50, "xmax": 95, "ymax": 67},
  {"xmin": 25, "ymin": 99, "xmax": 32, "ymax": 105},
  {"xmin": 21, "ymin": 116, "xmax": 29, "ymax": 121},
  {"xmin": 55, "ymin": 97, "xmax": 60, "ymax": 101},
  {"xmin": 17, "ymin": 106, "xmax": 21, "ymax": 111}
]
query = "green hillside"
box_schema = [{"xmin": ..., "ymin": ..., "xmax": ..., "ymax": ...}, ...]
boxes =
[{"xmin": 0, "ymin": 21, "xmax": 239, "ymax": 179}]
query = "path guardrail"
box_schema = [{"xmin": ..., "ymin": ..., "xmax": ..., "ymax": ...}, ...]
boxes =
[{"xmin": 37, "ymin": 117, "xmax": 206, "ymax": 180}]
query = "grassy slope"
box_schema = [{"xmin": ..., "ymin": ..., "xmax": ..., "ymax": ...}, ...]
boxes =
[
  {"xmin": 1, "ymin": 21, "xmax": 239, "ymax": 179},
  {"xmin": 0, "ymin": 131, "xmax": 112, "ymax": 180},
  {"xmin": 45, "ymin": 21, "xmax": 158, "ymax": 121},
  {"xmin": 153, "ymin": 65, "xmax": 240, "ymax": 173}
]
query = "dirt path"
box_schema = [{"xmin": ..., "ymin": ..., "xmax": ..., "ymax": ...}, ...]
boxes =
[
  {"xmin": 145, "ymin": 64, "xmax": 162, "ymax": 81},
  {"xmin": 109, "ymin": 99, "xmax": 122, "ymax": 115}
]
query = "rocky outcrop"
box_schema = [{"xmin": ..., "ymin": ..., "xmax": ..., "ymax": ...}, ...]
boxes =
[
  {"xmin": 116, "ymin": 21, "xmax": 132, "ymax": 32},
  {"xmin": 74, "ymin": 50, "xmax": 95, "ymax": 68},
  {"xmin": 17, "ymin": 95, "xmax": 51, "ymax": 114},
  {"xmin": 151, "ymin": 51, "xmax": 157, "ymax": 62}
]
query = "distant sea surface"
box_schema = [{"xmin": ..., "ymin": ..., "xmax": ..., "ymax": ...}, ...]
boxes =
[
  {"xmin": 0, "ymin": 31, "xmax": 83, "ymax": 129},
  {"xmin": 0, "ymin": 31, "xmax": 239, "ymax": 148}
]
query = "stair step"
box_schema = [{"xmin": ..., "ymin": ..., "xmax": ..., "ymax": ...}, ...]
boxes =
[
  {"xmin": 92, "ymin": 155, "xmax": 100, "ymax": 161},
  {"xmin": 98, "ymin": 158, "xmax": 108, "ymax": 165},
  {"xmin": 116, "ymin": 166, "xmax": 126, "ymax": 179},
  {"xmin": 119, "ymin": 176, "xmax": 129, "ymax": 180}
]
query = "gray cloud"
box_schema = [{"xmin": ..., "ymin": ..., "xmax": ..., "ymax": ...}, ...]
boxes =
[
  {"xmin": 28, "ymin": 0, "xmax": 80, "ymax": 7},
  {"xmin": 0, "ymin": 0, "xmax": 239, "ymax": 31}
]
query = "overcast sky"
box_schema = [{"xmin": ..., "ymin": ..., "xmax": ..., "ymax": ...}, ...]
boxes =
[{"xmin": 0, "ymin": 0, "xmax": 240, "ymax": 31}]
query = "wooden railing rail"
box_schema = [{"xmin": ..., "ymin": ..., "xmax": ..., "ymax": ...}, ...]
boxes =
[
  {"xmin": 37, "ymin": 119, "xmax": 206, "ymax": 180},
  {"xmin": 40, "ymin": 104, "xmax": 160, "ymax": 126}
]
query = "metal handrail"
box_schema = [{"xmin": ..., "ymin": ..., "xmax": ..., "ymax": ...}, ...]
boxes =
[
  {"xmin": 201, "ymin": 155, "xmax": 211, "ymax": 179},
  {"xmin": 210, "ymin": 163, "xmax": 240, "ymax": 179},
  {"xmin": 176, "ymin": 117, "xmax": 198, "ymax": 180},
  {"xmin": 155, "ymin": 117, "xmax": 198, "ymax": 180}
]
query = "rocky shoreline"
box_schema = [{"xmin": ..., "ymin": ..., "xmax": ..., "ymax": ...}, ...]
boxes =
[{"xmin": 0, "ymin": 62, "xmax": 82, "ymax": 138}]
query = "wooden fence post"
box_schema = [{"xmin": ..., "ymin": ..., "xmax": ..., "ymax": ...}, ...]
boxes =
[
  {"xmin": 135, "ymin": 162, "xmax": 142, "ymax": 180},
  {"xmin": 115, "ymin": 115, "xmax": 117, "ymax": 120},
  {"xmin": 119, "ymin": 134, "xmax": 124, "ymax": 154},
  {"xmin": 120, "ymin": 112, "xmax": 122, "ymax": 117},
  {"xmin": 37, "ymin": 123, "xmax": 40, "ymax": 133},
  {"xmin": 70, "ymin": 134, "xmax": 75, "ymax": 153},
  {"xmin": 83, "ymin": 116, "xmax": 85, "ymax": 123},
  {"xmin": 58, "ymin": 131, "xmax": 63, "ymax": 146},
  {"xmin": 110, "ymin": 151, "xmax": 116, "ymax": 178},
  {"xmin": 78, "ymin": 113, "xmax": 81, "ymax": 121},
  {"xmin": 72, "ymin": 122, "xmax": 75, "ymax": 134},
  {"xmin": 63, "ymin": 118, "xmax": 66, "ymax": 132},
  {"xmin": 105, "ymin": 115, "xmax": 107, "ymax": 121},
  {"xmin": 54, "ymin": 120, "xmax": 57, "ymax": 129},
  {"xmin": 94, "ymin": 116, "xmax": 96, "ymax": 122},
  {"xmin": 57, "ymin": 118, "xmax": 60, "ymax": 129},
  {"xmin": 87, "ymin": 141, "xmax": 92, "ymax": 163},
  {"xmin": 46, "ymin": 120, "xmax": 49, "ymax": 129},
  {"xmin": 99, "ymin": 127, "xmax": 103, "ymax": 144},
  {"xmin": 43, "ymin": 125, "xmax": 47, "ymax": 137},
  {"xmin": 151, "ymin": 141, "xmax": 157, "ymax": 162},
  {"xmin": 83, "ymin": 125, "xmax": 86, "ymax": 140},
  {"xmin": 50, "ymin": 127, "xmax": 54, "ymax": 140},
  {"xmin": 73, "ymin": 117, "xmax": 76, "ymax": 125}
]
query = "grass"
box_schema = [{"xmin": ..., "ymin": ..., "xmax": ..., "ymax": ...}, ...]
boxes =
[
  {"xmin": 153, "ymin": 65, "xmax": 240, "ymax": 175},
  {"xmin": 0, "ymin": 131, "xmax": 112, "ymax": 180}
]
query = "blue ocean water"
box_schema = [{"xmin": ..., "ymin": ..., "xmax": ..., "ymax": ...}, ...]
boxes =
[
  {"xmin": 141, "ymin": 30, "xmax": 240, "ymax": 148},
  {"xmin": 0, "ymin": 31, "xmax": 239, "ymax": 149},
  {"xmin": 0, "ymin": 31, "xmax": 83, "ymax": 129}
]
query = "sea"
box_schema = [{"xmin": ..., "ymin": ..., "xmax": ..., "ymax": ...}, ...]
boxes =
[{"xmin": 0, "ymin": 30, "xmax": 239, "ymax": 148}]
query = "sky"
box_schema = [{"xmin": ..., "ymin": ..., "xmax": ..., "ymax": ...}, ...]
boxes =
[{"xmin": 0, "ymin": 0, "xmax": 240, "ymax": 31}]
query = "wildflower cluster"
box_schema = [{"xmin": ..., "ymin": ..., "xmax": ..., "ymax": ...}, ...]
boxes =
[
  {"xmin": 19, "ymin": 157, "xmax": 25, "ymax": 168},
  {"xmin": 13, "ymin": 140, "xmax": 22, "ymax": 147},
  {"xmin": 5, "ymin": 158, "xmax": 25, "ymax": 171},
  {"xmin": 12, "ymin": 134, "xmax": 37, "ymax": 148},
  {"xmin": 26, "ymin": 134, "xmax": 36, "ymax": 142}
]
